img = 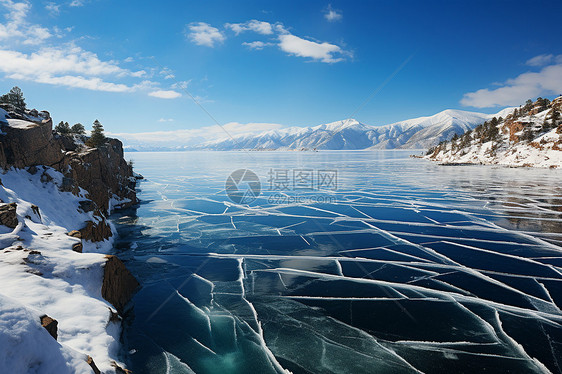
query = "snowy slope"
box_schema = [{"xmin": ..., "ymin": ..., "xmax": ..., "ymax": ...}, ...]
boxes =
[
  {"xmin": 192, "ymin": 109, "xmax": 513, "ymax": 151},
  {"xmin": 426, "ymin": 98, "xmax": 562, "ymax": 168},
  {"xmin": 0, "ymin": 167, "xmax": 125, "ymax": 373},
  {"xmin": 0, "ymin": 294, "xmax": 94, "ymax": 374}
]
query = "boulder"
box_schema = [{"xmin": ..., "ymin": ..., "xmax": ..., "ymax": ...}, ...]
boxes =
[
  {"xmin": 40, "ymin": 315, "xmax": 58, "ymax": 340},
  {"xmin": 102, "ymin": 255, "xmax": 139, "ymax": 313},
  {"xmin": 0, "ymin": 118, "xmax": 64, "ymax": 169},
  {"xmin": 72, "ymin": 242, "xmax": 83, "ymax": 253},
  {"xmin": 79, "ymin": 220, "xmax": 113, "ymax": 242},
  {"xmin": 67, "ymin": 230, "xmax": 82, "ymax": 239},
  {"xmin": 87, "ymin": 356, "xmax": 101, "ymax": 374},
  {"xmin": 0, "ymin": 202, "xmax": 18, "ymax": 228}
]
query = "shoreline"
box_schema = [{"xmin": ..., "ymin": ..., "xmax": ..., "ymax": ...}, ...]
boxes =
[{"xmin": 0, "ymin": 112, "xmax": 140, "ymax": 373}]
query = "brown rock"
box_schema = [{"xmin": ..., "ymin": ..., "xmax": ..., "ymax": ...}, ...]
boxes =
[
  {"xmin": 102, "ymin": 255, "xmax": 139, "ymax": 313},
  {"xmin": 40, "ymin": 315, "xmax": 58, "ymax": 340},
  {"xmin": 79, "ymin": 219, "xmax": 113, "ymax": 242},
  {"xmin": 31, "ymin": 204, "xmax": 41, "ymax": 220},
  {"xmin": 112, "ymin": 361, "xmax": 133, "ymax": 374},
  {"xmin": 67, "ymin": 230, "xmax": 82, "ymax": 239},
  {"xmin": 0, "ymin": 118, "xmax": 63, "ymax": 170},
  {"xmin": 87, "ymin": 356, "xmax": 101, "ymax": 374},
  {"xmin": 0, "ymin": 113, "xmax": 137, "ymax": 215},
  {"xmin": 0, "ymin": 203, "xmax": 18, "ymax": 228},
  {"xmin": 507, "ymin": 121, "xmax": 526, "ymax": 142},
  {"xmin": 72, "ymin": 242, "xmax": 83, "ymax": 253}
]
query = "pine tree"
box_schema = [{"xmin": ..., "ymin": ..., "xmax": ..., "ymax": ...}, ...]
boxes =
[
  {"xmin": 70, "ymin": 123, "xmax": 86, "ymax": 135},
  {"xmin": 54, "ymin": 121, "xmax": 71, "ymax": 134},
  {"xmin": 86, "ymin": 120, "xmax": 107, "ymax": 148},
  {"xmin": 0, "ymin": 86, "xmax": 27, "ymax": 112},
  {"xmin": 523, "ymin": 99, "xmax": 533, "ymax": 113}
]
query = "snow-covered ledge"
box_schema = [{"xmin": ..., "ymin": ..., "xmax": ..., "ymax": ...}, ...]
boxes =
[{"xmin": 0, "ymin": 167, "xmax": 135, "ymax": 373}]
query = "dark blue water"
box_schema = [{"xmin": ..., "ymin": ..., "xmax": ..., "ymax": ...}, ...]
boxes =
[{"xmin": 113, "ymin": 151, "xmax": 562, "ymax": 374}]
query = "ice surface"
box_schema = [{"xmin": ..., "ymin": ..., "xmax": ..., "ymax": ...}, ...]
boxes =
[{"xmin": 116, "ymin": 151, "xmax": 562, "ymax": 374}]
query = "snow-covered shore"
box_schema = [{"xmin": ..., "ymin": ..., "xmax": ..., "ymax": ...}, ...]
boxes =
[
  {"xmin": 0, "ymin": 167, "xmax": 128, "ymax": 373},
  {"xmin": 426, "ymin": 97, "xmax": 562, "ymax": 168}
]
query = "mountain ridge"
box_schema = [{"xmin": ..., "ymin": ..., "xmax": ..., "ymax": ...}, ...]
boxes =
[{"xmin": 187, "ymin": 108, "xmax": 515, "ymax": 151}]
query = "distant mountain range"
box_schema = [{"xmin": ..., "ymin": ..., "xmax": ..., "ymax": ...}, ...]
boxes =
[{"xmin": 125, "ymin": 108, "xmax": 514, "ymax": 152}]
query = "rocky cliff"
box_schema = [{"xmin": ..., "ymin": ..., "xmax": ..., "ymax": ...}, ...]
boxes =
[
  {"xmin": 0, "ymin": 109, "xmax": 137, "ymax": 214},
  {"xmin": 0, "ymin": 108, "xmax": 140, "ymax": 373}
]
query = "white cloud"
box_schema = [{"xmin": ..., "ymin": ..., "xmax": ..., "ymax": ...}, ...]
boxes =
[
  {"xmin": 0, "ymin": 0, "xmax": 32, "ymax": 40},
  {"xmin": 186, "ymin": 22, "xmax": 225, "ymax": 47},
  {"xmin": 526, "ymin": 54, "xmax": 553, "ymax": 67},
  {"xmin": 278, "ymin": 34, "xmax": 348, "ymax": 63},
  {"xmin": 461, "ymin": 61, "xmax": 562, "ymax": 108},
  {"xmin": 22, "ymin": 26, "xmax": 52, "ymax": 44},
  {"xmin": 226, "ymin": 20, "xmax": 273, "ymax": 35},
  {"xmin": 0, "ymin": 47, "xmax": 126, "ymax": 77},
  {"xmin": 186, "ymin": 18, "xmax": 350, "ymax": 63},
  {"xmin": 0, "ymin": 46, "xmax": 163, "ymax": 94},
  {"xmin": 21, "ymin": 73, "xmax": 131, "ymax": 92},
  {"xmin": 45, "ymin": 2, "xmax": 60, "ymax": 16},
  {"xmin": 171, "ymin": 80, "xmax": 190, "ymax": 90},
  {"xmin": 69, "ymin": 0, "xmax": 85, "ymax": 7},
  {"xmin": 123, "ymin": 56, "xmax": 134, "ymax": 63},
  {"xmin": 0, "ymin": 2, "xmax": 195, "ymax": 98},
  {"xmin": 242, "ymin": 41, "xmax": 273, "ymax": 50},
  {"xmin": 148, "ymin": 90, "xmax": 182, "ymax": 99},
  {"xmin": 525, "ymin": 54, "xmax": 562, "ymax": 67},
  {"xmin": 324, "ymin": 5, "xmax": 342, "ymax": 22},
  {"xmin": 158, "ymin": 118, "xmax": 174, "ymax": 122},
  {"xmin": 109, "ymin": 122, "xmax": 286, "ymax": 147}
]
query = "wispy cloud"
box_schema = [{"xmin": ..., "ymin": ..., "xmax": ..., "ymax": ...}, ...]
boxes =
[
  {"xmin": 69, "ymin": 0, "xmax": 86, "ymax": 7},
  {"xmin": 226, "ymin": 20, "xmax": 274, "ymax": 35},
  {"xmin": 0, "ymin": 1, "xmax": 184, "ymax": 97},
  {"xmin": 242, "ymin": 41, "xmax": 274, "ymax": 50},
  {"xmin": 189, "ymin": 19, "xmax": 351, "ymax": 63},
  {"xmin": 525, "ymin": 54, "xmax": 562, "ymax": 67},
  {"xmin": 45, "ymin": 2, "xmax": 60, "ymax": 16},
  {"xmin": 461, "ymin": 57, "xmax": 562, "ymax": 108},
  {"xmin": 278, "ymin": 34, "xmax": 348, "ymax": 63},
  {"xmin": 158, "ymin": 118, "xmax": 174, "ymax": 122},
  {"xmin": 324, "ymin": 5, "xmax": 342, "ymax": 22},
  {"xmin": 148, "ymin": 90, "xmax": 182, "ymax": 99},
  {"xmin": 0, "ymin": 0, "xmax": 51, "ymax": 44},
  {"xmin": 186, "ymin": 22, "xmax": 225, "ymax": 47}
]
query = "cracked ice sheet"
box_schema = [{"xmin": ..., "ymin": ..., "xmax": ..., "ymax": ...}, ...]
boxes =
[{"xmin": 117, "ymin": 151, "xmax": 562, "ymax": 374}]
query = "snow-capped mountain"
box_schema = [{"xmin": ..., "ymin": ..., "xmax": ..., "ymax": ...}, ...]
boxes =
[{"xmin": 191, "ymin": 108, "xmax": 513, "ymax": 151}]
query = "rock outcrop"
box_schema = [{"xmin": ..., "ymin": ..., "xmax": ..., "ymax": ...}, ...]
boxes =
[
  {"xmin": 0, "ymin": 202, "xmax": 18, "ymax": 228},
  {"xmin": 59, "ymin": 138, "xmax": 137, "ymax": 212},
  {"xmin": 87, "ymin": 355, "xmax": 101, "ymax": 374},
  {"xmin": 0, "ymin": 117, "xmax": 64, "ymax": 169},
  {"xmin": 79, "ymin": 220, "xmax": 113, "ymax": 242},
  {"xmin": 0, "ymin": 110, "xmax": 138, "ymax": 242},
  {"xmin": 102, "ymin": 255, "xmax": 139, "ymax": 313},
  {"xmin": 40, "ymin": 315, "xmax": 58, "ymax": 340}
]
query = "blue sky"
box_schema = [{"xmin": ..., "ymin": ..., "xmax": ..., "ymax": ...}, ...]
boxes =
[{"xmin": 0, "ymin": 0, "xmax": 561, "ymax": 145}]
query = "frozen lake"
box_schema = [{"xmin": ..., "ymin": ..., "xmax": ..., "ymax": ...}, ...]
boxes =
[{"xmin": 114, "ymin": 151, "xmax": 562, "ymax": 373}]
